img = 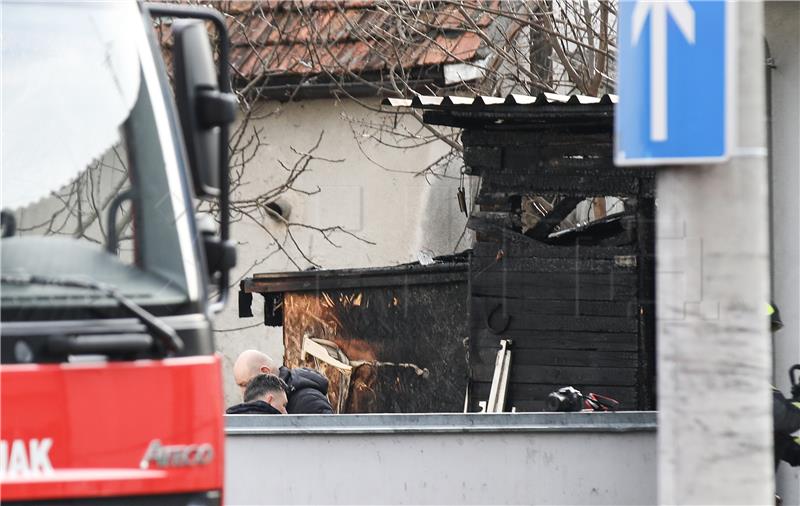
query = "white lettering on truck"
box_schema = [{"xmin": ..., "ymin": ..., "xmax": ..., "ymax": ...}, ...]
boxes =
[
  {"xmin": 0, "ymin": 438, "xmax": 54, "ymax": 477},
  {"xmin": 140, "ymin": 439, "xmax": 214, "ymax": 469}
]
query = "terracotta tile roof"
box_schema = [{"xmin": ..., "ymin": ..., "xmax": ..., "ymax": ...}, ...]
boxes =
[{"xmin": 215, "ymin": 1, "xmax": 499, "ymax": 83}]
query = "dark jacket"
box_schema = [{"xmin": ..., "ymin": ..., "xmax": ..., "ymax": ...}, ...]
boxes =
[
  {"xmin": 279, "ymin": 366, "xmax": 333, "ymax": 414},
  {"xmin": 226, "ymin": 400, "xmax": 282, "ymax": 415},
  {"xmin": 773, "ymin": 388, "xmax": 800, "ymax": 469}
]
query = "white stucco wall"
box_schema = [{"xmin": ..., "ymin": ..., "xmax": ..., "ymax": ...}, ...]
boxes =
[
  {"xmin": 213, "ymin": 97, "xmax": 471, "ymax": 405},
  {"xmin": 766, "ymin": 2, "xmax": 800, "ymax": 503}
]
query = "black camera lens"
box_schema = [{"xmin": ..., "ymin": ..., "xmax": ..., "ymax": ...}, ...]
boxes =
[
  {"xmin": 545, "ymin": 392, "xmax": 565, "ymax": 412},
  {"xmin": 545, "ymin": 388, "xmax": 583, "ymax": 412}
]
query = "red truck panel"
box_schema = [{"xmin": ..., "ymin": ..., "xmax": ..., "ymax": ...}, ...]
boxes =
[{"xmin": 0, "ymin": 355, "xmax": 224, "ymax": 502}]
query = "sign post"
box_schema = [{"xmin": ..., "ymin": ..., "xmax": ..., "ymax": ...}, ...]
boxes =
[{"xmin": 616, "ymin": 1, "xmax": 773, "ymax": 503}]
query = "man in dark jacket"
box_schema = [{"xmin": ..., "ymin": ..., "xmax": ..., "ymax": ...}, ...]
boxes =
[
  {"xmin": 769, "ymin": 302, "xmax": 800, "ymax": 469},
  {"xmin": 774, "ymin": 387, "xmax": 800, "ymax": 468},
  {"xmin": 226, "ymin": 374, "xmax": 289, "ymax": 415},
  {"xmin": 233, "ymin": 349, "xmax": 334, "ymax": 414}
]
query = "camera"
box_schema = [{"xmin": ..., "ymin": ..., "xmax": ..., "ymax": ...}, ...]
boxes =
[{"xmin": 545, "ymin": 386, "xmax": 584, "ymax": 412}]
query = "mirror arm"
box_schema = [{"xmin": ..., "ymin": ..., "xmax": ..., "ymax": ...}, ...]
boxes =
[
  {"xmin": 145, "ymin": 3, "xmax": 235, "ymax": 311},
  {"xmin": 197, "ymin": 90, "xmax": 237, "ymax": 128}
]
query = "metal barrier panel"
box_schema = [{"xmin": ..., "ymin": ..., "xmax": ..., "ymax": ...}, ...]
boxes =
[{"xmin": 225, "ymin": 412, "xmax": 657, "ymax": 505}]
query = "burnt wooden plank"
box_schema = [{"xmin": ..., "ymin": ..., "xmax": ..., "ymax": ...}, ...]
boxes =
[
  {"xmin": 463, "ymin": 146, "xmax": 502, "ymax": 171},
  {"xmin": 469, "ymin": 312, "xmax": 639, "ymax": 333},
  {"xmin": 467, "ymin": 221, "xmax": 638, "ymax": 258},
  {"xmin": 471, "ymin": 329, "xmax": 639, "ymax": 352},
  {"xmin": 245, "ymin": 269, "xmax": 467, "ymax": 294},
  {"xmin": 504, "ymin": 154, "xmax": 652, "ymax": 178},
  {"xmin": 472, "ymin": 364, "xmax": 638, "ymax": 385},
  {"xmin": 479, "ymin": 174, "xmax": 641, "ymax": 196},
  {"xmin": 470, "ymin": 296, "xmax": 639, "ymax": 318},
  {"xmin": 471, "ymin": 276, "xmax": 638, "ymax": 301},
  {"xmin": 470, "ymin": 211, "xmax": 522, "ymax": 231},
  {"xmin": 469, "ymin": 157, "xmax": 622, "ymax": 174},
  {"xmin": 510, "ymin": 156, "xmax": 619, "ymax": 173},
  {"xmin": 468, "ymin": 217, "xmax": 530, "ymax": 244},
  {"xmin": 466, "ymin": 154, "xmax": 626, "ymax": 176},
  {"xmin": 423, "ymin": 107, "xmax": 614, "ymax": 131},
  {"xmin": 475, "ymin": 348, "xmax": 639, "ymax": 368},
  {"xmin": 525, "ymin": 196, "xmax": 586, "ymax": 240},
  {"xmin": 470, "ymin": 215, "xmax": 639, "ymax": 249},
  {"xmin": 636, "ymin": 195, "xmax": 657, "ymax": 409},
  {"xmin": 470, "ymin": 255, "xmax": 638, "ymax": 274},
  {"xmin": 462, "ymin": 129, "xmax": 612, "ymax": 148},
  {"xmin": 475, "ymin": 189, "xmax": 644, "ymax": 209},
  {"xmin": 506, "ymin": 143, "xmax": 614, "ymax": 159},
  {"xmin": 470, "ymin": 162, "xmax": 653, "ymax": 181},
  {"xmin": 471, "ymin": 271, "xmax": 638, "ymax": 287},
  {"xmin": 480, "ymin": 171, "xmax": 638, "ymax": 190},
  {"xmin": 474, "ymin": 162, "xmax": 642, "ymax": 177},
  {"xmin": 477, "ymin": 200, "xmax": 518, "ymax": 213},
  {"xmin": 470, "ymin": 285, "xmax": 638, "ymax": 301},
  {"xmin": 475, "ymin": 192, "xmax": 524, "ymax": 209},
  {"xmin": 470, "ymin": 237, "xmax": 637, "ymax": 259}
]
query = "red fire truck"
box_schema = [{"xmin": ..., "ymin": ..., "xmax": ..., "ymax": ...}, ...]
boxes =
[{"xmin": 1, "ymin": 2, "xmax": 236, "ymax": 504}]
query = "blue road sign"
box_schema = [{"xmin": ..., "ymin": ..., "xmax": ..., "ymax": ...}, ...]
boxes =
[{"xmin": 615, "ymin": 1, "xmax": 732, "ymax": 166}]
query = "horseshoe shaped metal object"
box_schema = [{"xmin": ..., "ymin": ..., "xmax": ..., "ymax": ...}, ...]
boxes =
[{"xmin": 486, "ymin": 303, "xmax": 511, "ymax": 335}]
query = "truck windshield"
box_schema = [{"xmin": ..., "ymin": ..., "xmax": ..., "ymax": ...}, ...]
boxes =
[{"xmin": 1, "ymin": 2, "xmax": 197, "ymax": 312}]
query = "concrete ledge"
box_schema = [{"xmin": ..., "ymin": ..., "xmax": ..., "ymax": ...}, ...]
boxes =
[{"xmin": 225, "ymin": 411, "xmax": 657, "ymax": 435}]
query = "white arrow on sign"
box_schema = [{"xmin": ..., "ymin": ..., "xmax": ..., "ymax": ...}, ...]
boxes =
[{"xmin": 632, "ymin": 0, "xmax": 695, "ymax": 142}]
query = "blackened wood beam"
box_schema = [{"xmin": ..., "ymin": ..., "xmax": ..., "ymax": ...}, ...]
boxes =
[{"xmin": 524, "ymin": 196, "xmax": 585, "ymax": 240}]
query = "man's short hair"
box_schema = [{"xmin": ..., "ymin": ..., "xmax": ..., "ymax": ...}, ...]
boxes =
[{"xmin": 244, "ymin": 374, "xmax": 289, "ymax": 403}]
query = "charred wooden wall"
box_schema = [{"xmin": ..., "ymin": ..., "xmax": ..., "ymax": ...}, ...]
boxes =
[
  {"xmin": 461, "ymin": 126, "xmax": 656, "ymax": 412},
  {"xmin": 242, "ymin": 265, "xmax": 469, "ymax": 413}
]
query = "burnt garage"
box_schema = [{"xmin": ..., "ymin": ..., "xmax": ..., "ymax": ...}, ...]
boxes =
[{"xmin": 240, "ymin": 93, "xmax": 656, "ymax": 413}]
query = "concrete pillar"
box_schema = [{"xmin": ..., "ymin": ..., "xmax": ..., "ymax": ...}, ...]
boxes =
[
  {"xmin": 657, "ymin": 2, "xmax": 773, "ymax": 503},
  {"xmin": 765, "ymin": 2, "xmax": 800, "ymax": 504}
]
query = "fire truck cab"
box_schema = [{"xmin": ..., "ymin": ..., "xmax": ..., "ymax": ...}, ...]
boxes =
[{"xmin": 1, "ymin": 2, "xmax": 235, "ymax": 504}]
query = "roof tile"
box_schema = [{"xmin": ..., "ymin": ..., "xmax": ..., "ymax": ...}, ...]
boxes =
[
  {"xmin": 212, "ymin": 0, "xmax": 492, "ymax": 81},
  {"xmin": 417, "ymin": 33, "xmax": 477, "ymax": 66}
]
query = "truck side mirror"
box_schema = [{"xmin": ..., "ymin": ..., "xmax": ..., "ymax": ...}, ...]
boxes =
[
  {"xmin": 172, "ymin": 19, "xmax": 236, "ymax": 198},
  {"xmin": 147, "ymin": 3, "xmax": 237, "ymax": 311}
]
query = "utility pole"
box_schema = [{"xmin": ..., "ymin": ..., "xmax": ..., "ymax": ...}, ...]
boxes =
[{"xmin": 656, "ymin": 2, "xmax": 773, "ymax": 504}]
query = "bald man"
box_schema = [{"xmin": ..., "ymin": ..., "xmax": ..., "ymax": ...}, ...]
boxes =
[{"xmin": 232, "ymin": 349, "xmax": 333, "ymax": 414}]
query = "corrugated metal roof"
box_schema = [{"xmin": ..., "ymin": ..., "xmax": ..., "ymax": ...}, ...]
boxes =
[
  {"xmin": 382, "ymin": 93, "xmax": 619, "ymax": 108},
  {"xmin": 381, "ymin": 92, "xmax": 619, "ymax": 128}
]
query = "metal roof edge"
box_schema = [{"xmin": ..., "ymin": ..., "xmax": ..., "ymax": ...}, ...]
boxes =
[
  {"xmin": 382, "ymin": 92, "xmax": 618, "ymax": 109},
  {"xmin": 241, "ymin": 261, "xmax": 469, "ymax": 294},
  {"xmin": 225, "ymin": 411, "xmax": 658, "ymax": 435}
]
